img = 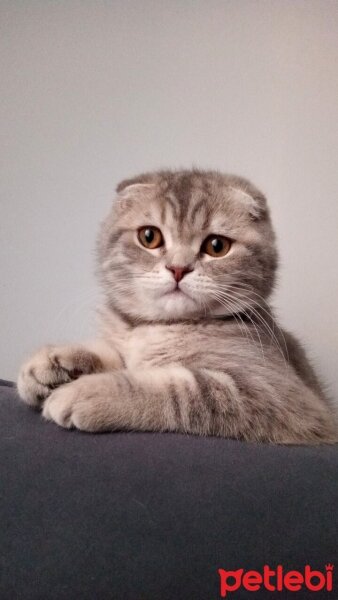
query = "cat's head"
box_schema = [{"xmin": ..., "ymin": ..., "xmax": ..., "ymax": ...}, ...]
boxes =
[{"xmin": 97, "ymin": 169, "xmax": 278, "ymax": 322}]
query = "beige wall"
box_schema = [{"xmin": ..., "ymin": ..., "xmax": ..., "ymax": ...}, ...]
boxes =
[{"xmin": 1, "ymin": 0, "xmax": 338, "ymax": 399}]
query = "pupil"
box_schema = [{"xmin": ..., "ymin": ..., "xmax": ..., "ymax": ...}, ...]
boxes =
[
  {"xmin": 211, "ymin": 238, "xmax": 223, "ymax": 253},
  {"xmin": 145, "ymin": 229, "xmax": 154, "ymax": 243}
]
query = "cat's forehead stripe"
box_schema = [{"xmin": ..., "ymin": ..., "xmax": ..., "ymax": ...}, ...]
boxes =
[
  {"xmin": 188, "ymin": 198, "xmax": 210, "ymax": 229},
  {"xmin": 165, "ymin": 176, "xmax": 210, "ymax": 230},
  {"xmin": 163, "ymin": 193, "xmax": 179, "ymax": 222},
  {"xmin": 165, "ymin": 180, "xmax": 213, "ymax": 231}
]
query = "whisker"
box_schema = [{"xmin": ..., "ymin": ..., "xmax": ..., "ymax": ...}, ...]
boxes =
[
  {"xmin": 211, "ymin": 280, "xmax": 290, "ymax": 363},
  {"xmin": 208, "ymin": 290, "xmax": 260, "ymax": 352},
  {"xmin": 210, "ymin": 290, "xmax": 266, "ymax": 365},
  {"xmin": 223, "ymin": 291, "xmax": 288, "ymax": 369}
]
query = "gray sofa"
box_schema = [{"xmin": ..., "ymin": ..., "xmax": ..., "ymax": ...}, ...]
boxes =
[{"xmin": 0, "ymin": 379, "xmax": 337, "ymax": 599}]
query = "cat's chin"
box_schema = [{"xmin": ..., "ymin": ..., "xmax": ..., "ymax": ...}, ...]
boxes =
[{"xmin": 155, "ymin": 290, "xmax": 199, "ymax": 320}]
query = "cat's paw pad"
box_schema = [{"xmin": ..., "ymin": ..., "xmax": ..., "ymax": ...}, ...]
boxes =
[{"xmin": 17, "ymin": 346, "xmax": 103, "ymax": 408}]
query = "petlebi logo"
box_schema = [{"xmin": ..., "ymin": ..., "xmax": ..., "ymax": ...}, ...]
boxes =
[{"xmin": 218, "ymin": 564, "xmax": 334, "ymax": 597}]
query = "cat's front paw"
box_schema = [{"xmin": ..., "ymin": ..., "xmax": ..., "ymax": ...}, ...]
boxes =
[
  {"xmin": 17, "ymin": 345, "xmax": 103, "ymax": 408},
  {"xmin": 42, "ymin": 374, "xmax": 119, "ymax": 431}
]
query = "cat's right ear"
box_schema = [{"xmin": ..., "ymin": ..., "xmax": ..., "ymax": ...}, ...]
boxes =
[
  {"xmin": 114, "ymin": 181, "xmax": 156, "ymax": 212},
  {"xmin": 117, "ymin": 182, "xmax": 155, "ymax": 196},
  {"xmin": 116, "ymin": 173, "xmax": 155, "ymax": 193}
]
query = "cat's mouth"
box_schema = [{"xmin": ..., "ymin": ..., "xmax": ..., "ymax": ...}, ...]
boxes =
[
  {"xmin": 163, "ymin": 284, "xmax": 193, "ymax": 300},
  {"xmin": 164, "ymin": 287, "xmax": 184, "ymax": 296}
]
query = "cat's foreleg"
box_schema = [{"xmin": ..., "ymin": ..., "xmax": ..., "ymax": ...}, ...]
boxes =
[
  {"xmin": 42, "ymin": 366, "xmax": 242, "ymax": 434},
  {"xmin": 41, "ymin": 366, "xmax": 337, "ymax": 444}
]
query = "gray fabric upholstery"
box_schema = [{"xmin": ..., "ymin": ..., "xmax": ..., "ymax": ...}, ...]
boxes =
[{"xmin": 0, "ymin": 380, "xmax": 337, "ymax": 599}]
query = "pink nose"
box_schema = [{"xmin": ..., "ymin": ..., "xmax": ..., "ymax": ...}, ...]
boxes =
[{"xmin": 166, "ymin": 265, "xmax": 193, "ymax": 283}]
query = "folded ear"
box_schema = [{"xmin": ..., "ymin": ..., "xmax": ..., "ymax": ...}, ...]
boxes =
[
  {"xmin": 117, "ymin": 182, "xmax": 156, "ymax": 198},
  {"xmin": 229, "ymin": 186, "xmax": 268, "ymax": 221},
  {"xmin": 116, "ymin": 173, "xmax": 155, "ymax": 193},
  {"xmin": 113, "ymin": 178, "xmax": 157, "ymax": 215}
]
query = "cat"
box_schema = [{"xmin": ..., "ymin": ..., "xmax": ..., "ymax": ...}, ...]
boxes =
[{"xmin": 17, "ymin": 169, "xmax": 337, "ymax": 444}]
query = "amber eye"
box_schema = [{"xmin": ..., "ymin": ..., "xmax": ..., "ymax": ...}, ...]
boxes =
[
  {"xmin": 137, "ymin": 226, "xmax": 164, "ymax": 249},
  {"xmin": 201, "ymin": 235, "xmax": 231, "ymax": 257}
]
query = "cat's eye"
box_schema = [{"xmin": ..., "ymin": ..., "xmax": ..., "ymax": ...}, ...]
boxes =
[
  {"xmin": 137, "ymin": 226, "xmax": 164, "ymax": 249},
  {"xmin": 201, "ymin": 235, "xmax": 231, "ymax": 257}
]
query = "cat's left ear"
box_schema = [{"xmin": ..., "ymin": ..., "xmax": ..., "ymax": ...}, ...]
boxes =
[{"xmin": 230, "ymin": 187, "xmax": 268, "ymax": 221}]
